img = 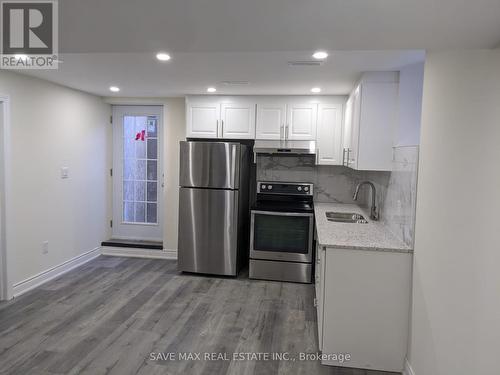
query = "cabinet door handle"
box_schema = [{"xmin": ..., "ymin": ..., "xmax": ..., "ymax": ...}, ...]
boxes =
[
  {"xmin": 280, "ymin": 124, "xmax": 284, "ymax": 140},
  {"xmin": 285, "ymin": 124, "xmax": 289, "ymax": 140},
  {"xmin": 216, "ymin": 120, "xmax": 219, "ymax": 138},
  {"xmin": 342, "ymin": 148, "xmax": 347, "ymax": 166},
  {"xmin": 221, "ymin": 119, "xmax": 224, "ymax": 138},
  {"xmin": 346, "ymin": 148, "xmax": 350, "ymax": 167}
]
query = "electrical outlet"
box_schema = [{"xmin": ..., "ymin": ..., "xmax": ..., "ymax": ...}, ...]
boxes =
[{"xmin": 42, "ymin": 241, "xmax": 49, "ymax": 254}]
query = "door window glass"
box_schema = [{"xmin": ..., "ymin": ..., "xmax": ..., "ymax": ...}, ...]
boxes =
[{"xmin": 122, "ymin": 115, "xmax": 159, "ymax": 223}]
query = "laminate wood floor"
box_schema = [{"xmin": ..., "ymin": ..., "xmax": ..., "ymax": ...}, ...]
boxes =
[{"xmin": 0, "ymin": 256, "xmax": 399, "ymax": 375}]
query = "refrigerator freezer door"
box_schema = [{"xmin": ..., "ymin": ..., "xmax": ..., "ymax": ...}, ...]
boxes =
[
  {"xmin": 178, "ymin": 187, "xmax": 239, "ymax": 275},
  {"xmin": 179, "ymin": 141, "xmax": 241, "ymax": 189}
]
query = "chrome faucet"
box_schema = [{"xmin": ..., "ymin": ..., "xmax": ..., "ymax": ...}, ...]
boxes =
[{"xmin": 353, "ymin": 181, "xmax": 379, "ymax": 221}]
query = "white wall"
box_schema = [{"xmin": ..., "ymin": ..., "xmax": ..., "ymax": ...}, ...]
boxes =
[
  {"xmin": 162, "ymin": 98, "xmax": 185, "ymax": 252},
  {"xmin": 0, "ymin": 71, "xmax": 111, "ymax": 294},
  {"xmin": 396, "ymin": 62, "xmax": 424, "ymax": 146},
  {"xmin": 408, "ymin": 50, "xmax": 500, "ymax": 375},
  {"xmin": 0, "ymin": 100, "xmax": 5, "ymax": 299},
  {"xmin": 104, "ymin": 97, "xmax": 186, "ymax": 252}
]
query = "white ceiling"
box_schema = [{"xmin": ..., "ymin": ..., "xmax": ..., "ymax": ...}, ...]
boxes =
[
  {"xmin": 22, "ymin": 51, "xmax": 425, "ymax": 96},
  {"xmin": 18, "ymin": 0, "xmax": 500, "ymax": 96},
  {"xmin": 58, "ymin": 0, "xmax": 500, "ymax": 53}
]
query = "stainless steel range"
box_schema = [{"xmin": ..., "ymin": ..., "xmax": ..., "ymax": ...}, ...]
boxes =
[{"xmin": 249, "ymin": 181, "xmax": 314, "ymax": 283}]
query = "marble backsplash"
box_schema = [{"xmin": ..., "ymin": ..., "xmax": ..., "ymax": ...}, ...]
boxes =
[
  {"xmin": 365, "ymin": 146, "xmax": 419, "ymax": 248},
  {"xmin": 256, "ymin": 155, "xmax": 369, "ymax": 204},
  {"xmin": 256, "ymin": 145, "xmax": 419, "ymax": 248}
]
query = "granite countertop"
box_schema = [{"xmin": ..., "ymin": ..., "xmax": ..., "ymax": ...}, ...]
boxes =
[{"xmin": 314, "ymin": 203, "xmax": 413, "ymax": 253}]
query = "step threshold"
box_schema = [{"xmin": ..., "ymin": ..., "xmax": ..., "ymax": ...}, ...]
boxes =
[{"xmin": 101, "ymin": 239, "xmax": 163, "ymax": 250}]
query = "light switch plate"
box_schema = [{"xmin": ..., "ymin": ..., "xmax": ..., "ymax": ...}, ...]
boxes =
[
  {"xmin": 42, "ymin": 241, "xmax": 49, "ymax": 254},
  {"xmin": 61, "ymin": 167, "xmax": 69, "ymax": 179}
]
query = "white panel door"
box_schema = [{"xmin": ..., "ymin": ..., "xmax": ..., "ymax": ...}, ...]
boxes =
[
  {"xmin": 221, "ymin": 100, "xmax": 256, "ymax": 139},
  {"xmin": 316, "ymin": 102, "xmax": 343, "ymax": 165},
  {"xmin": 287, "ymin": 101, "xmax": 318, "ymax": 140},
  {"xmin": 256, "ymin": 100, "xmax": 287, "ymax": 140},
  {"xmin": 112, "ymin": 106, "xmax": 163, "ymax": 241},
  {"xmin": 187, "ymin": 101, "xmax": 220, "ymax": 138}
]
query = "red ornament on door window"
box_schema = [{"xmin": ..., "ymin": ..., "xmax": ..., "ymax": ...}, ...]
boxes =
[{"xmin": 135, "ymin": 130, "xmax": 146, "ymax": 141}]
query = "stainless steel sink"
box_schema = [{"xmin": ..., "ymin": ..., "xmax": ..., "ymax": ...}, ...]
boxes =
[{"xmin": 326, "ymin": 212, "xmax": 368, "ymax": 224}]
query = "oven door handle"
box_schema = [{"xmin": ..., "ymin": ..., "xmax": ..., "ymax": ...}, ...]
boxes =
[{"xmin": 251, "ymin": 210, "xmax": 314, "ymax": 217}]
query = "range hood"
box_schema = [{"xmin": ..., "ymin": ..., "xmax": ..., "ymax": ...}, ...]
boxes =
[{"xmin": 253, "ymin": 140, "xmax": 317, "ymax": 161}]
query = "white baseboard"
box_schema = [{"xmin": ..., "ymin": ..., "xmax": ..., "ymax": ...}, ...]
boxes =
[
  {"xmin": 101, "ymin": 246, "xmax": 177, "ymax": 260},
  {"xmin": 12, "ymin": 247, "xmax": 101, "ymax": 298},
  {"xmin": 403, "ymin": 358, "xmax": 415, "ymax": 375}
]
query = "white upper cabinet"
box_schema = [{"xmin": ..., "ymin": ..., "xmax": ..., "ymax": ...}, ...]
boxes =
[
  {"xmin": 186, "ymin": 96, "xmax": 256, "ymax": 139},
  {"xmin": 255, "ymin": 100, "xmax": 287, "ymax": 140},
  {"xmin": 346, "ymin": 85, "xmax": 361, "ymax": 169},
  {"xmin": 186, "ymin": 100, "xmax": 220, "ymax": 138},
  {"xmin": 255, "ymin": 98, "xmax": 318, "ymax": 141},
  {"xmin": 187, "ymin": 80, "xmax": 399, "ymax": 168},
  {"xmin": 342, "ymin": 95, "xmax": 354, "ymax": 166},
  {"xmin": 342, "ymin": 73, "xmax": 399, "ymax": 171},
  {"xmin": 287, "ymin": 101, "xmax": 318, "ymax": 140},
  {"xmin": 316, "ymin": 101, "xmax": 344, "ymax": 165},
  {"xmin": 221, "ymin": 99, "xmax": 256, "ymax": 139},
  {"xmin": 186, "ymin": 101, "xmax": 220, "ymax": 138}
]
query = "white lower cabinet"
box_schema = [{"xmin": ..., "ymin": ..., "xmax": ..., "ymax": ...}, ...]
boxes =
[
  {"xmin": 315, "ymin": 247, "xmax": 412, "ymax": 373},
  {"xmin": 315, "ymin": 244, "xmax": 326, "ymax": 350}
]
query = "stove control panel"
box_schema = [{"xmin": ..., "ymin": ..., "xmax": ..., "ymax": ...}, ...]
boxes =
[{"xmin": 258, "ymin": 182, "xmax": 314, "ymax": 195}]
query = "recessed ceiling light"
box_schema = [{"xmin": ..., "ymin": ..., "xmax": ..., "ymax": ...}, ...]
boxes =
[
  {"xmin": 109, "ymin": 86, "xmax": 120, "ymax": 92},
  {"xmin": 207, "ymin": 87, "xmax": 217, "ymax": 93},
  {"xmin": 14, "ymin": 54, "xmax": 28, "ymax": 60},
  {"xmin": 156, "ymin": 52, "xmax": 171, "ymax": 61},
  {"xmin": 312, "ymin": 51, "xmax": 328, "ymax": 60},
  {"xmin": 311, "ymin": 87, "xmax": 321, "ymax": 93}
]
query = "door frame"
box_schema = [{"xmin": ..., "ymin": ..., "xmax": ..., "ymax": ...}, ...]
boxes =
[
  {"xmin": 111, "ymin": 105, "xmax": 164, "ymax": 241},
  {"xmin": 0, "ymin": 95, "xmax": 11, "ymax": 300}
]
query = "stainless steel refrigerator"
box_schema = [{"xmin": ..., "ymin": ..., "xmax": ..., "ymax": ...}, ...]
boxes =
[{"xmin": 178, "ymin": 141, "xmax": 250, "ymax": 276}]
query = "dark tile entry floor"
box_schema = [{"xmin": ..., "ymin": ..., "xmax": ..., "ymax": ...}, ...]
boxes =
[
  {"xmin": 0, "ymin": 256, "xmax": 399, "ymax": 375},
  {"xmin": 101, "ymin": 239, "xmax": 163, "ymax": 250}
]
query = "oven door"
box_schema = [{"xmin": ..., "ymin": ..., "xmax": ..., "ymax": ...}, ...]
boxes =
[{"xmin": 250, "ymin": 210, "xmax": 314, "ymax": 263}]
